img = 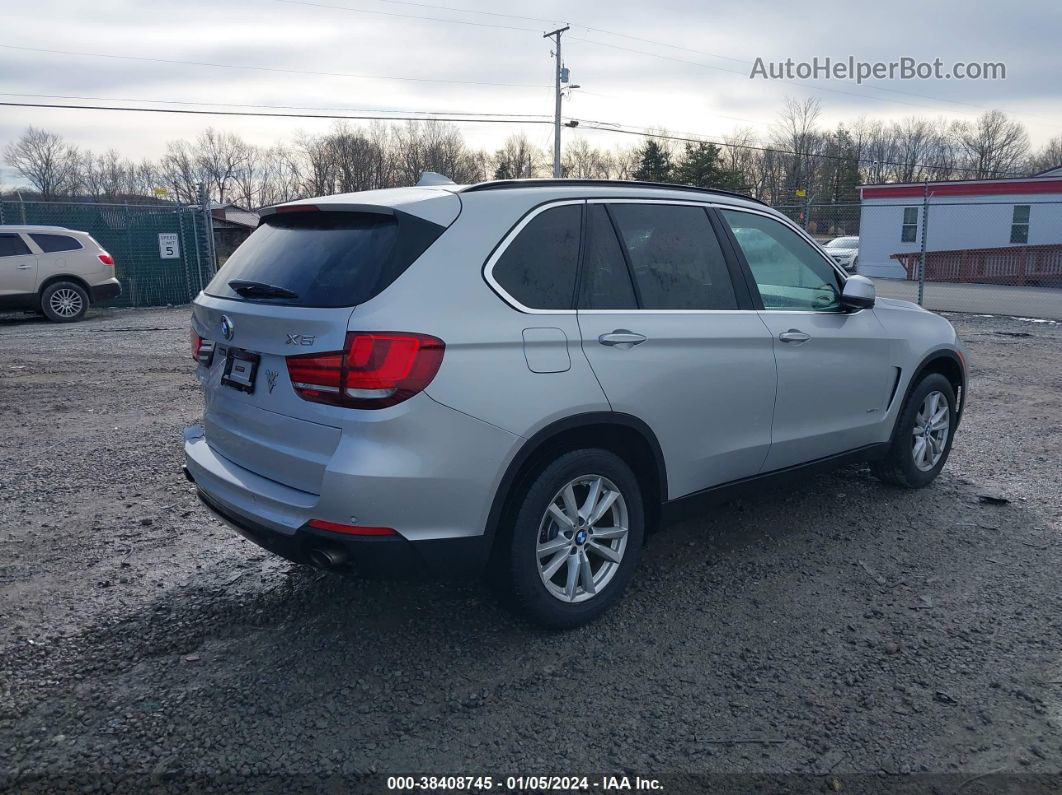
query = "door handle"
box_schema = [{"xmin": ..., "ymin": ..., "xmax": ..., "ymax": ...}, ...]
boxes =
[
  {"xmin": 598, "ymin": 330, "xmax": 647, "ymax": 348},
  {"xmin": 778, "ymin": 329, "xmax": 811, "ymax": 344},
  {"xmin": 16, "ymin": 264, "xmax": 34, "ymax": 269}
]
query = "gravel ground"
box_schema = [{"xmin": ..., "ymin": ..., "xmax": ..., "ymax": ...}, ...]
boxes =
[{"xmin": 1, "ymin": 306, "xmax": 1060, "ymax": 793}]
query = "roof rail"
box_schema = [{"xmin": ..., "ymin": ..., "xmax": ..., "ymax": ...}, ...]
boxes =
[{"xmin": 459, "ymin": 178, "xmax": 767, "ymax": 206}]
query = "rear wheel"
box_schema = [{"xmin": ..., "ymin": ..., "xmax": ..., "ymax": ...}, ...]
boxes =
[
  {"xmin": 507, "ymin": 449, "xmax": 644, "ymax": 628},
  {"xmin": 40, "ymin": 281, "xmax": 89, "ymax": 323},
  {"xmin": 872, "ymin": 373, "xmax": 956, "ymax": 488}
]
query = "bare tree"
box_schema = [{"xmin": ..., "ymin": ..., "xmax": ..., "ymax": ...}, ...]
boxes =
[
  {"xmin": 4, "ymin": 127, "xmax": 82, "ymax": 199},
  {"xmin": 561, "ymin": 136, "xmax": 609, "ymax": 178},
  {"xmin": 196, "ymin": 128, "xmax": 249, "ymax": 203},
  {"xmin": 1027, "ymin": 134, "xmax": 1062, "ymax": 174},
  {"xmin": 160, "ymin": 140, "xmax": 204, "ymax": 203},
  {"xmin": 955, "ymin": 110, "xmax": 1029, "ymax": 178},
  {"xmin": 770, "ymin": 97, "xmax": 823, "ymax": 200},
  {"xmin": 494, "ymin": 133, "xmax": 543, "ymax": 179}
]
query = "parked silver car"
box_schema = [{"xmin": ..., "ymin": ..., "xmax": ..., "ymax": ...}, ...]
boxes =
[
  {"xmin": 184, "ymin": 180, "xmax": 966, "ymax": 627},
  {"xmin": 824, "ymin": 235, "xmax": 860, "ymax": 272},
  {"xmin": 0, "ymin": 225, "xmax": 121, "ymax": 321}
]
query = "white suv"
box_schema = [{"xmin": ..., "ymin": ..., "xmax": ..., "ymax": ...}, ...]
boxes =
[
  {"xmin": 185, "ymin": 179, "xmax": 966, "ymax": 628},
  {"xmin": 0, "ymin": 225, "xmax": 122, "ymax": 322}
]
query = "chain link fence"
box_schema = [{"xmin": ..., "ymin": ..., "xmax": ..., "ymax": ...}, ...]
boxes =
[
  {"xmin": 0, "ymin": 199, "xmax": 216, "ymax": 308},
  {"xmin": 771, "ymin": 199, "xmax": 1062, "ymax": 321}
]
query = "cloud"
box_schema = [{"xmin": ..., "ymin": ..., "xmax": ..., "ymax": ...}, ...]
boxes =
[{"xmin": 0, "ymin": 0, "xmax": 1059, "ymax": 167}]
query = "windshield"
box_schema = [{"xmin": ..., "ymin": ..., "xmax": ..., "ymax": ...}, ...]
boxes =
[{"xmin": 205, "ymin": 210, "xmax": 443, "ymax": 308}]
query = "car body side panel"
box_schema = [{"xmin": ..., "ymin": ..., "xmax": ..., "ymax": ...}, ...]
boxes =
[
  {"xmin": 577, "ymin": 310, "xmax": 776, "ymax": 498},
  {"xmin": 758, "ymin": 307, "xmax": 900, "ymax": 469},
  {"xmin": 370, "ymin": 191, "xmax": 614, "ymax": 436}
]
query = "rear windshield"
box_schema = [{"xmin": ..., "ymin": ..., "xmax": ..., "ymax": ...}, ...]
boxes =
[{"xmin": 205, "ymin": 210, "xmax": 444, "ymax": 307}]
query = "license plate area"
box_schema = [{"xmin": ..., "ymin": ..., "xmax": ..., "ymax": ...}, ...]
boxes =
[{"xmin": 221, "ymin": 349, "xmax": 260, "ymax": 394}]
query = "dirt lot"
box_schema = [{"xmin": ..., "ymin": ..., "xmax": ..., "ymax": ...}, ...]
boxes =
[{"xmin": 1, "ymin": 306, "xmax": 1060, "ymax": 792}]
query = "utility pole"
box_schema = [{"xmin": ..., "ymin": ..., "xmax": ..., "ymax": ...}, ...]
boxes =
[{"xmin": 544, "ymin": 25, "xmax": 569, "ymax": 178}]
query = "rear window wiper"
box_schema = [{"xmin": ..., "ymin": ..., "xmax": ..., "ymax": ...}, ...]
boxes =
[{"xmin": 228, "ymin": 280, "xmax": 299, "ymax": 300}]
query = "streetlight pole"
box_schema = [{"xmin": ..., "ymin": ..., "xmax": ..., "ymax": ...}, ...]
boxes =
[{"xmin": 544, "ymin": 25, "xmax": 569, "ymax": 178}]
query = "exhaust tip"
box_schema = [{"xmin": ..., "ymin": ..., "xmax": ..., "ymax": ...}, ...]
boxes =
[{"xmin": 307, "ymin": 546, "xmax": 347, "ymax": 569}]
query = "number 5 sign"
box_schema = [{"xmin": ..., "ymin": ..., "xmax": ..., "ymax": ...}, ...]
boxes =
[{"xmin": 158, "ymin": 233, "xmax": 180, "ymax": 259}]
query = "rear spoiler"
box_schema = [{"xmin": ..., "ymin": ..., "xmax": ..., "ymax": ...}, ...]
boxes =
[{"xmin": 259, "ymin": 188, "xmax": 462, "ymax": 228}]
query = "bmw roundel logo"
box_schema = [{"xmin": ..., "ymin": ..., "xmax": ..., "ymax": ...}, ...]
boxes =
[{"xmin": 220, "ymin": 315, "xmax": 235, "ymax": 341}]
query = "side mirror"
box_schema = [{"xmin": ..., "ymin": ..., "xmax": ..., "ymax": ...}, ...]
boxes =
[{"xmin": 841, "ymin": 274, "xmax": 875, "ymax": 311}]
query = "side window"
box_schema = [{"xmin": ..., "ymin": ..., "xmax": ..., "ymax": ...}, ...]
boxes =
[
  {"xmin": 721, "ymin": 210, "xmax": 842, "ymax": 312},
  {"xmin": 1010, "ymin": 205, "xmax": 1030, "ymax": 244},
  {"xmin": 579, "ymin": 204, "xmax": 637, "ymax": 310},
  {"xmin": 901, "ymin": 207, "xmax": 919, "ymax": 242},
  {"xmin": 0, "ymin": 233, "xmax": 31, "ymax": 258},
  {"xmin": 493, "ymin": 204, "xmax": 581, "ymax": 310},
  {"xmin": 608, "ymin": 204, "xmax": 737, "ymax": 310},
  {"xmin": 30, "ymin": 233, "xmax": 82, "ymax": 253}
]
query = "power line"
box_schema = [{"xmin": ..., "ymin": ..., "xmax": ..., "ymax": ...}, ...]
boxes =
[
  {"xmin": 264, "ymin": 0, "xmax": 541, "ymax": 32},
  {"xmin": 0, "ymin": 98, "xmax": 1021, "ymax": 177},
  {"xmin": 0, "ymin": 92, "xmax": 553, "ymax": 119},
  {"xmin": 0, "ymin": 43, "xmax": 549, "ymax": 89},
  {"xmin": 0, "ymin": 100, "xmax": 555, "ymax": 126},
  {"xmin": 574, "ymin": 121, "xmax": 1024, "ymax": 177},
  {"xmin": 320, "ymin": 0, "xmax": 559, "ymax": 25},
  {"xmin": 253, "ymin": 0, "xmax": 1056, "ymax": 126}
]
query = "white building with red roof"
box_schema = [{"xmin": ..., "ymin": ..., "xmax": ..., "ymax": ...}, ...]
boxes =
[{"xmin": 857, "ymin": 166, "xmax": 1062, "ymax": 285}]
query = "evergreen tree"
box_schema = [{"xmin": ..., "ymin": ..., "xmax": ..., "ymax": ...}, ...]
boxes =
[
  {"xmin": 632, "ymin": 140, "xmax": 672, "ymax": 182},
  {"xmin": 673, "ymin": 142, "xmax": 747, "ymax": 191}
]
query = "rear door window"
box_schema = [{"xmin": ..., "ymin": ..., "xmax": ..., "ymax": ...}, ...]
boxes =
[
  {"xmin": 579, "ymin": 204, "xmax": 637, "ymax": 310},
  {"xmin": 492, "ymin": 204, "xmax": 581, "ymax": 310},
  {"xmin": 0, "ymin": 233, "xmax": 31, "ymax": 257},
  {"xmin": 608, "ymin": 203, "xmax": 737, "ymax": 310},
  {"xmin": 30, "ymin": 233, "xmax": 82, "ymax": 253},
  {"xmin": 205, "ymin": 210, "xmax": 443, "ymax": 308}
]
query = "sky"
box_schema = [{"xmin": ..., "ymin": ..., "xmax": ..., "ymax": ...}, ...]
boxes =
[{"xmin": 1, "ymin": 0, "xmax": 1061, "ymax": 186}]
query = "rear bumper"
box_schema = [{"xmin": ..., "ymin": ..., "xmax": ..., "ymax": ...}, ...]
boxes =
[
  {"xmin": 182, "ymin": 392, "xmax": 520, "ymax": 577},
  {"xmin": 90, "ymin": 279, "xmax": 122, "ymax": 304},
  {"xmin": 191, "ymin": 478, "xmax": 489, "ymax": 577}
]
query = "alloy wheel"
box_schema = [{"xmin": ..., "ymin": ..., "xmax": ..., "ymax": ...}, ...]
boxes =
[
  {"xmin": 536, "ymin": 474, "xmax": 629, "ymax": 603},
  {"xmin": 912, "ymin": 390, "xmax": 950, "ymax": 471},
  {"xmin": 49, "ymin": 288, "xmax": 84, "ymax": 318}
]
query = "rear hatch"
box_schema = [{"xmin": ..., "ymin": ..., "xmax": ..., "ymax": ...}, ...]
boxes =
[{"xmin": 192, "ymin": 191, "xmax": 458, "ymax": 494}]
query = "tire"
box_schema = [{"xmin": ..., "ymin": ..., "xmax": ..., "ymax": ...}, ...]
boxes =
[
  {"xmin": 40, "ymin": 281, "xmax": 89, "ymax": 323},
  {"xmin": 507, "ymin": 449, "xmax": 644, "ymax": 629},
  {"xmin": 871, "ymin": 373, "xmax": 956, "ymax": 488}
]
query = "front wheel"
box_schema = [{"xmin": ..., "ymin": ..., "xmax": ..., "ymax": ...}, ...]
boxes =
[
  {"xmin": 507, "ymin": 449, "xmax": 644, "ymax": 629},
  {"xmin": 872, "ymin": 373, "xmax": 956, "ymax": 488}
]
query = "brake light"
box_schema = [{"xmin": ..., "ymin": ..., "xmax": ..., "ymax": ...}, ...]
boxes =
[
  {"xmin": 307, "ymin": 519, "xmax": 396, "ymax": 536},
  {"xmin": 98, "ymin": 252, "xmax": 114, "ymax": 266},
  {"xmin": 190, "ymin": 328, "xmax": 215, "ymax": 366},
  {"xmin": 287, "ymin": 331, "xmax": 444, "ymax": 409},
  {"xmin": 275, "ymin": 204, "xmax": 319, "ymax": 214}
]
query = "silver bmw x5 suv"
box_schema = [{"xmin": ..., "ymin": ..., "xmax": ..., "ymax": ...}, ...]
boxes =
[{"xmin": 184, "ymin": 179, "xmax": 967, "ymax": 627}]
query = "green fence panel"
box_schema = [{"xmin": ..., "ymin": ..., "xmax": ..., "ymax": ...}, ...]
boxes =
[{"xmin": 0, "ymin": 200, "xmax": 215, "ymax": 308}]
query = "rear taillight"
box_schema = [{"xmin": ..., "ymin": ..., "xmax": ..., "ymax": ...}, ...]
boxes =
[
  {"xmin": 190, "ymin": 329, "xmax": 214, "ymax": 366},
  {"xmin": 287, "ymin": 331, "xmax": 444, "ymax": 409},
  {"xmin": 98, "ymin": 252, "xmax": 114, "ymax": 266}
]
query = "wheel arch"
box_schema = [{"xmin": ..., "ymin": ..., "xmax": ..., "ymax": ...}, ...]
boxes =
[
  {"xmin": 484, "ymin": 412, "xmax": 668, "ymax": 559},
  {"xmin": 38, "ymin": 274, "xmax": 93, "ymax": 303},
  {"xmin": 895, "ymin": 348, "xmax": 967, "ymax": 438}
]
